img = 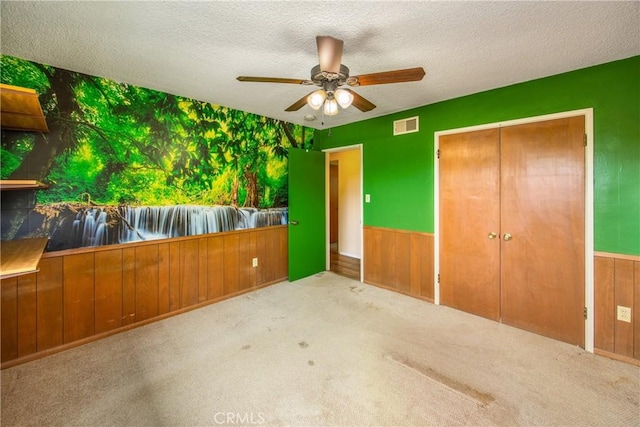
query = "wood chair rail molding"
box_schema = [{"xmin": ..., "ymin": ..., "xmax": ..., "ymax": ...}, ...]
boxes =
[
  {"xmin": 363, "ymin": 225, "xmax": 434, "ymax": 237},
  {"xmin": 594, "ymin": 252, "xmax": 640, "ymax": 262},
  {"xmin": 38, "ymin": 225, "xmax": 287, "ymax": 259}
]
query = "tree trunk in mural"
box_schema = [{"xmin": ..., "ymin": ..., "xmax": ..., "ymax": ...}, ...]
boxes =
[
  {"xmin": 9, "ymin": 67, "xmax": 80, "ymax": 181},
  {"xmin": 231, "ymin": 175, "xmax": 239, "ymax": 206},
  {"xmin": 3, "ymin": 67, "xmax": 83, "ymax": 240},
  {"xmin": 244, "ymin": 169, "xmax": 258, "ymax": 208},
  {"xmin": 280, "ymin": 121, "xmax": 301, "ymax": 149},
  {"xmin": 0, "ymin": 131, "xmax": 26, "ymax": 154}
]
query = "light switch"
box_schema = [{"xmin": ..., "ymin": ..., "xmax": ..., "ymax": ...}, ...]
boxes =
[{"xmin": 365, "ymin": 194, "xmax": 371, "ymax": 203}]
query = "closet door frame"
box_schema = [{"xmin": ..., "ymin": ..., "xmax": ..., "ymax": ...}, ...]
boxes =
[{"xmin": 434, "ymin": 108, "xmax": 595, "ymax": 352}]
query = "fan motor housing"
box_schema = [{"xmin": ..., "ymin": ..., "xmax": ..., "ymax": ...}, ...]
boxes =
[{"xmin": 311, "ymin": 64, "xmax": 349, "ymax": 86}]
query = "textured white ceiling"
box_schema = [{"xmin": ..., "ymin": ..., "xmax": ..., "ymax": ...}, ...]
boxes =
[{"xmin": 1, "ymin": 1, "xmax": 638, "ymax": 130}]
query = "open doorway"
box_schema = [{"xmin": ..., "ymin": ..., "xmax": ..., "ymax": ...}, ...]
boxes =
[
  {"xmin": 325, "ymin": 146, "xmax": 362, "ymax": 281},
  {"xmin": 330, "ymin": 161, "xmax": 339, "ymax": 253}
]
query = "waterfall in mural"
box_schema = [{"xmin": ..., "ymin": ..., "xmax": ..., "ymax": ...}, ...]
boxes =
[{"xmin": 66, "ymin": 205, "xmax": 288, "ymax": 249}]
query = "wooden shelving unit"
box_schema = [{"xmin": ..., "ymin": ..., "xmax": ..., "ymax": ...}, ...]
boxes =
[
  {"xmin": 0, "ymin": 178, "xmax": 49, "ymax": 279},
  {"xmin": 0, "ymin": 237, "xmax": 49, "ymax": 279},
  {"xmin": 0, "ymin": 179, "xmax": 48, "ymax": 191},
  {"xmin": 0, "ymin": 83, "xmax": 49, "ymax": 133}
]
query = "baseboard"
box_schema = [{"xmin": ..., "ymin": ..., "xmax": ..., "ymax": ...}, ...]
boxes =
[
  {"xmin": 594, "ymin": 349, "xmax": 640, "ymax": 366},
  {"xmin": 338, "ymin": 251, "xmax": 360, "ymax": 259},
  {"xmin": 363, "ymin": 279, "xmax": 434, "ymax": 304}
]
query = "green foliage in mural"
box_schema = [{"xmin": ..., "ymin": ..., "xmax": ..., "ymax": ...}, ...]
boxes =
[{"xmin": 1, "ymin": 55, "xmax": 313, "ymax": 208}]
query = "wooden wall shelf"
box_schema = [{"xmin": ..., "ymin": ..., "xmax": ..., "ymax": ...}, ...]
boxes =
[
  {"xmin": 0, "ymin": 83, "xmax": 49, "ymax": 133},
  {"xmin": 0, "ymin": 180, "xmax": 48, "ymax": 191},
  {"xmin": 0, "ymin": 237, "xmax": 49, "ymax": 279}
]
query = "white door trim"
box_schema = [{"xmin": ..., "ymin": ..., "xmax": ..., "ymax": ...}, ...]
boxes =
[
  {"xmin": 322, "ymin": 144, "xmax": 364, "ymax": 282},
  {"xmin": 434, "ymin": 108, "xmax": 595, "ymax": 352}
]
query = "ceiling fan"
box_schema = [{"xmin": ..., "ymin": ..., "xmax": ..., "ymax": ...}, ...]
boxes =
[{"xmin": 237, "ymin": 36, "xmax": 426, "ymax": 116}]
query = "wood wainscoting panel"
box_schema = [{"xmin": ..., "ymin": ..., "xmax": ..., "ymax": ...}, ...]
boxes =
[
  {"xmin": 95, "ymin": 249, "xmax": 123, "ymax": 334},
  {"xmin": 258, "ymin": 226, "xmax": 288, "ymax": 283},
  {"xmin": 168, "ymin": 241, "xmax": 181, "ymax": 312},
  {"xmin": 198, "ymin": 238, "xmax": 208, "ymax": 303},
  {"xmin": 179, "ymin": 239, "xmax": 200, "ymax": 308},
  {"xmin": 381, "ymin": 229, "xmax": 397, "ymax": 288},
  {"xmin": 223, "ymin": 233, "xmax": 241, "ymax": 294},
  {"xmin": 224, "ymin": 231, "xmax": 258, "ymax": 293},
  {"xmin": 122, "ymin": 247, "xmax": 136, "ymax": 326},
  {"xmin": 394, "ymin": 232, "xmax": 411, "ymax": 294},
  {"xmin": 594, "ymin": 256, "xmax": 615, "ymax": 352},
  {"xmin": 1, "ymin": 277, "xmax": 18, "ymax": 361},
  {"xmin": 207, "ymin": 236, "xmax": 224, "ymax": 300},
  {"xmin": 135, "ymin": 245, "xmax": 160, "ymax": 322},
  {"xmin": 17, "ymin": 273, "xmax": 37, "ymax": 357},
  {"xmin": 278, "ymin": 225, "xmax": 289, "ymax": 283},
  {"xmin": 239, "ymin": 232, "xmax": 257, "ymax": 291},
  {"xmin": 63, "ymin": 253, "xmax": 95, "ymax": 343},
  {"xmin": 414, "ymin": 234, "xmax": 434, "ymax": 301},
  {"xmin": 36, "ymin": 257, "xmax": 63, "ymax": 352},
  {"xmin": 364, "ymin": 226, "xmax": 434, "ymax": 303},
  {"xmin": 409, "ymin": 235, "xmax": 422, "ymax": 296},
  {"xmin": 364, "ymin": 227, "xmax": 383, "ymax": 285},
  {"xmin": 157, "ymin": 243, "xmax": 171, "ymax": 316},
  {"xmin": 594, "ymin": 253, "xmax": 640, "ymax": 363},
  {"xmin": 614, "ymin": 259, "xmax": 635, "ymax": 358},
  {"xmin": 255, "ymin": 229, "xmax": 267, "ymax": 285},
  {"xmin": 1, "ymin": 226, "xmax": 288, "ymax": 367}
]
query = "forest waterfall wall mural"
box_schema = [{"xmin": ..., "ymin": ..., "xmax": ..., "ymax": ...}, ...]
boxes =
[{"xmin": 0, "ymin": 55, "xmax": 313, "ymax": 252}]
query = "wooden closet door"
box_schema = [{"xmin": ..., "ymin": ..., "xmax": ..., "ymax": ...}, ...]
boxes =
[
  {"xmin": 440, "ymin": 128, "xmax": 501, "ymax": 320},
  {"xmin": 500, "ymin": 116, "xmax": 585, "ymax": 346}
]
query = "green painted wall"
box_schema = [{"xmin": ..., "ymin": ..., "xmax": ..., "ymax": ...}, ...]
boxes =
[{"xmin": 315, "ymin": 56, "xmax": 640, "ymax": 256}]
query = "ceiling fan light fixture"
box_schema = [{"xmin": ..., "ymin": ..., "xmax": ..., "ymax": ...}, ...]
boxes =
[
  {"xmin": 238, "ymin": 36, "xmax": 427, "ymax": 116},
  {"xmin": 323, "ymin": 98, "xmax": 338, "ymax": 116},
  {"xmin": 307, "ymin": 90, "xmax": 326, "ymax": 110},
  {"xmin": 335, "ymin": 89, "xmax": 354, "ymax": 109}
]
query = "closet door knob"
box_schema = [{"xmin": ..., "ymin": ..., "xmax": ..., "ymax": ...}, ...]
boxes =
[
  {"xmin": 488, "ymin": 232, "xmax": 498, "ymax": 240},
  {"xmin": 503, "ymin": 233, "xmax": 512, "ymax": 241}
]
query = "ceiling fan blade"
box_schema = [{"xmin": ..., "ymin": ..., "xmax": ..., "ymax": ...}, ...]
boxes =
[
  {"xmin": 347, "ymin": 67, "xmax": 426, "ymax": 87},
  {"xmin": 285, "ymin": 91, "xmax": 315, "ymax": 112},
  {"xmin": 237, "ymin": 76, "xmax": 312, "ymax": 85},
  {"xmin": 347, "ymin": 90, "xmax": 376, "ymax": 112},
  {"xmin": 316, "ymin": 36, "xmax": 344, "ymax": 74}
]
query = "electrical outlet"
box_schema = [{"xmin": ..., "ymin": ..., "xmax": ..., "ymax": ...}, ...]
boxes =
[
  {"xmin": 617, "ymin": 306, "xmax": 632, "ymax": 323},
  {"xmin": 252, "ymin": 257, "xmax": 258, "ymax": 268}
]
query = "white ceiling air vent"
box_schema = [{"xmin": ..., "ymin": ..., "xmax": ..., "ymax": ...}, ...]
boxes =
[{"xmin": 393, "ymin": 116, "xmax": 419, "ymax": 136}]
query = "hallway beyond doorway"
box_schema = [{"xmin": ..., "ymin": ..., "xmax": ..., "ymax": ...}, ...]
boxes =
[{"xmin": 330, "ymin": 244, "xmax": 360, "ymax": 280}]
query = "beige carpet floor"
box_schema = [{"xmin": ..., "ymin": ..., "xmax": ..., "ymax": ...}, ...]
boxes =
[{"xmin": 1, "ymin": 272, "xmax": 639, "ymax": 426}]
